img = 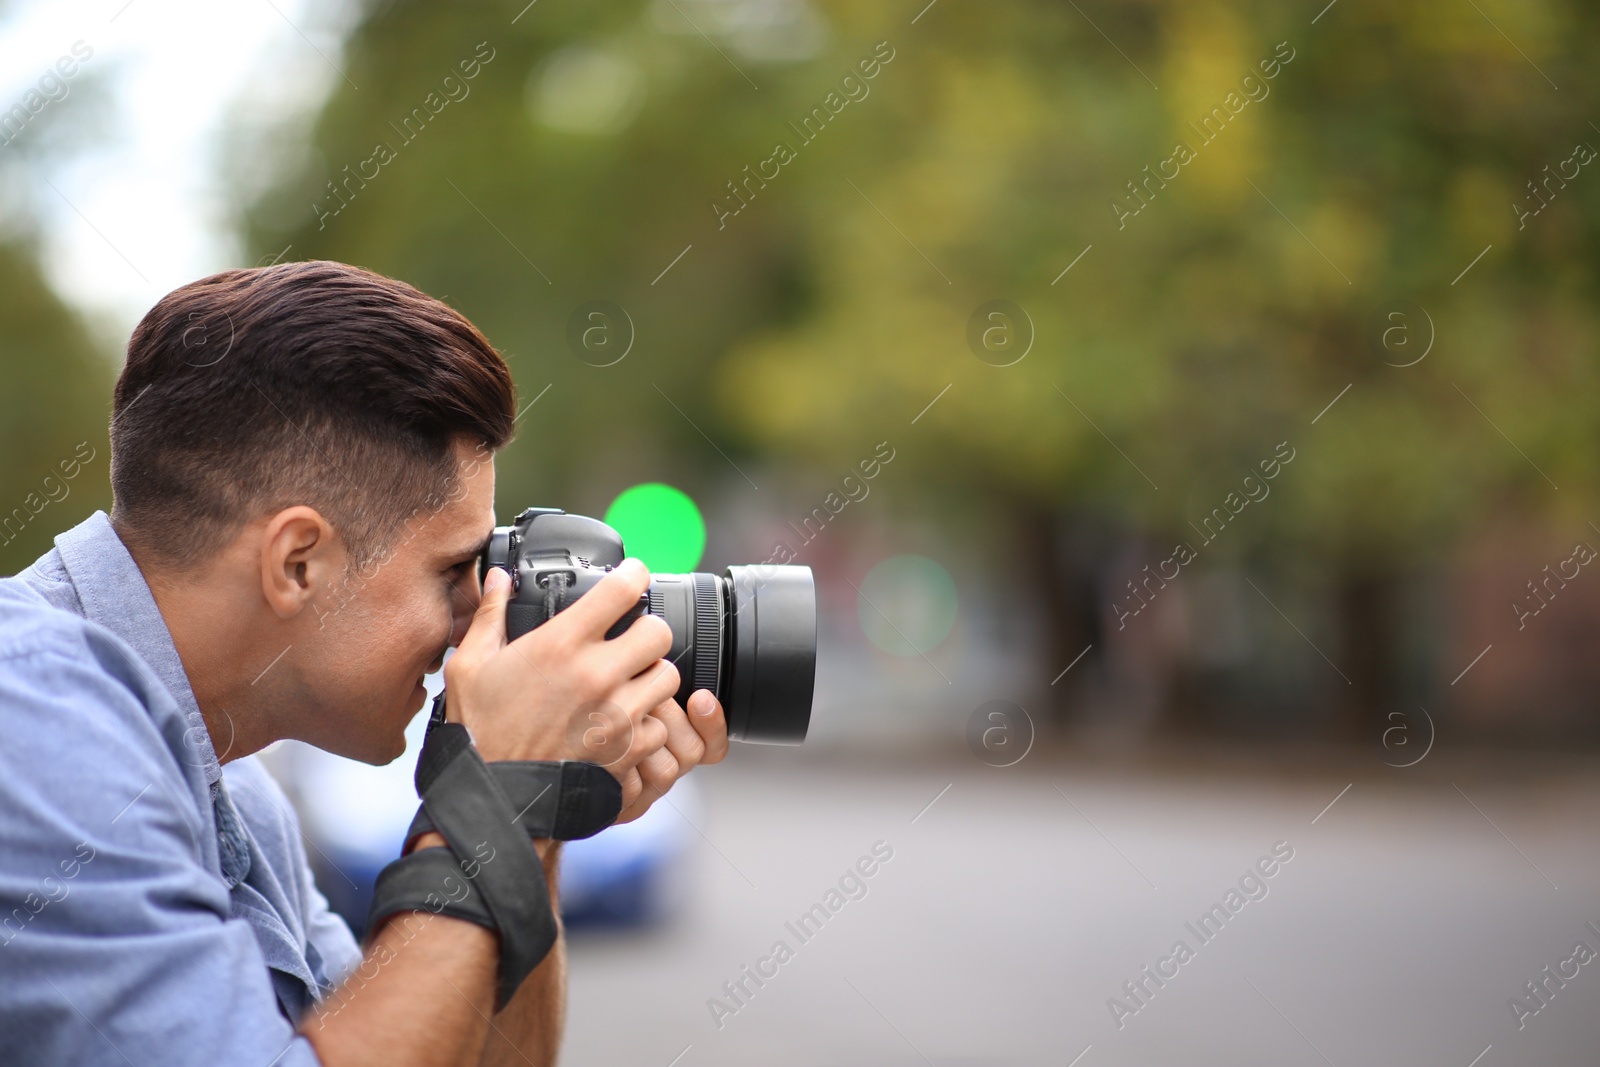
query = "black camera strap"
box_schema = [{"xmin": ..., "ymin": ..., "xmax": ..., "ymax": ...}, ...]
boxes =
[
  {"xmin": 365, "ymin": 721, "xmax": 557, "ymax": 1010},
  {"xmin": 412, "ymin": 691, "xmax": 624, "ymax": 842},
  {"xmin": 366, "ymin": 845, "xmax": 498, "ymax": 930},
  {"xmin": 404, "ymin": 759, "xmax": 622, "ymax": 844}
]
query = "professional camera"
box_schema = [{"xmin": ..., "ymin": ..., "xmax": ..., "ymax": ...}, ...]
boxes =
[{"xmin": 479, "ymin": 507, "xmax": 816, "ymax": 744}]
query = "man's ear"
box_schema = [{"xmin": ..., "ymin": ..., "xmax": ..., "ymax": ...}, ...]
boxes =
[{"xmin": 259, "ymin": 506, "xmax": 345, "ymax": 619}]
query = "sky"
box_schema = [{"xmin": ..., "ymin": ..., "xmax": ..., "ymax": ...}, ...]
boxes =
[{"xmin": 0, "ymin": 0, "xmax": 352, "ymax": 352}]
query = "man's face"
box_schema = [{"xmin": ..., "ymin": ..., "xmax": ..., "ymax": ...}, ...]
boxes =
[{"xmin": 292, "ymin": 441, "xmax": 496, "ymax": 764}]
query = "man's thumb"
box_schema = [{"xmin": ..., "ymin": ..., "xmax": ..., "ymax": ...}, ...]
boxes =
[{"xmin": 458, "ymin": 565, "xmax": 512, "ymax": 658}]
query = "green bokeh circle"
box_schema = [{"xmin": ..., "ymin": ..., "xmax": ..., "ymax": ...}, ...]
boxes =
[
  {"xmin": 856, "ymin": 554, "xmax": 959, "ymax": 656},
  {"xmin": 602, "ymin": 483, "xmax": 706, "ymax": 572}
]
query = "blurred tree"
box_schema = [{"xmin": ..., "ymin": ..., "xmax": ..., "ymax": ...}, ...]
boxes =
[
  {"xmin": 242, "ymin": 0, "xmax": 1600, "ymax": 734},
  {"xmin": 0, "ymin": 238, "xmax": 112, "ymax": 575},
  {"xmin": 242, "ymin": 0, "xmax": 816, "ymax": 518}
]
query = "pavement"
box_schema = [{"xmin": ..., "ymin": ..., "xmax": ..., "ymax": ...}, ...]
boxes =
[{"xmin": 559, "ymin": 742, "xmax": 1600, "ymax": 1067}]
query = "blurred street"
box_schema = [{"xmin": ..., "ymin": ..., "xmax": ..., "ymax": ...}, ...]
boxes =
[{"xmin": 561, "ymin": 744, "xmax": 1600, "ymax": 1067}]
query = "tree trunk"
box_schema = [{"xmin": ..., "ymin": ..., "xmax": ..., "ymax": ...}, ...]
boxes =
[
  {"xmin": 1009, "ymin": 499, "xmax": 1102, "ymax": 726},
  {"xmin": 1335, "ymin": 568, "xmax": 1399, "ymax": 744}
]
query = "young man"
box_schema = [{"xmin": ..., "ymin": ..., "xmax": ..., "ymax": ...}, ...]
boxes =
[{"xmin": 0, "ymin": 261, "xmax": 727, "ymax": 1065}]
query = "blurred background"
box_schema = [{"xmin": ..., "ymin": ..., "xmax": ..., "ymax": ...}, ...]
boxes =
[{"xmin": 4, "ymin": 0, "xmax": 1600, "ymax": 1063}]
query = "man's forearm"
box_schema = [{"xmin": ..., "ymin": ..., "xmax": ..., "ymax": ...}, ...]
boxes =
[
  {"xmin": 301, "ymin": 901, "xmax": 501, "ymax": 1066},
  {"xmin": 298, "ymin": 838, "xmax": 563, "ymax": 1067},
  {"xmin": 481, "ymin": 841, "xmax": 565, "ymax": 1067}
]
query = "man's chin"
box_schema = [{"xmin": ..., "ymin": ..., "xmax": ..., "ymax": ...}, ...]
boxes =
[
  {"xmin": 382, "ymin": 731, "xmax": 410, "ymax": 765},
  {"xmin": 353, "ymin": 726, "xmax": 411, "ymax": 767},
  {"xmin": 353, "ymin": 699, "xmax": 423, "ymax": 767}
]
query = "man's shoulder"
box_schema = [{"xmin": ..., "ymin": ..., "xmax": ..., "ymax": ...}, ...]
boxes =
[
  {"xmin": 0, "ymin": 569, "xmax": 214, "ymax": 877},
  {"xmin": 0, "ymin": 566, "xmax": 192, "ymax": 776},
  {"xmin": 0, "ymin": 537, "xmax": 81, "ymax": 617},
  {"xmin": 1, "ymin": 568, "xmax": 143, "ymax": 678},
  {"xmin": 0, "ymin": 566, "xmax": 108, "ymax": 667}
]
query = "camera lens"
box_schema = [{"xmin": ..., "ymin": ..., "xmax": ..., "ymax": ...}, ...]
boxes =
[{"xmin": 645, "ymin": 565, "xmax": 815, "ymax": 745}]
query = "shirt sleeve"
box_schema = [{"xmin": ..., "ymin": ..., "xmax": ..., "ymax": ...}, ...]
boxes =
[{"xmin": 0, "ymin": 624, "xmax": 325, "ymax": 1066}]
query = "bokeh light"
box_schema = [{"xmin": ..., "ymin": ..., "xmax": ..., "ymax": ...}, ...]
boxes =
[
  {"xmin": 602, "ymin": 482, "xmax": 705, "ymax": 573},
  {"xmin": 855, "ymin": 554, "xmax": 959, "ymax": 657}
]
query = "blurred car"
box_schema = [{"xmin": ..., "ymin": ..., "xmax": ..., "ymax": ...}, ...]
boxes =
[{"xmin": 257, "ymin": 673, "xmax": 698, "ymax": 939}]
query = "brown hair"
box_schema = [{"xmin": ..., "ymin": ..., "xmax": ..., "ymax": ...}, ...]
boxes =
[{"xmin": 110, "ymin": 260, "xmax": 516, "ymax": 568}]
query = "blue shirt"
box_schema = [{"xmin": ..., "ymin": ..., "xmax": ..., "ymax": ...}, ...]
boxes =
[{"xmin": 0, "ymin": 511, "xmax": 363, "ymax": 1065}]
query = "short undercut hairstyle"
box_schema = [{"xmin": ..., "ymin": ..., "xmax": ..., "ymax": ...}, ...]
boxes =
[{"xmin": 110, "ymin": 261, "xmax": 516, "ymax": 569}]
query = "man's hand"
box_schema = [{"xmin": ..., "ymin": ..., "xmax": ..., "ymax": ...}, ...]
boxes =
[
  {"xmin": 617, "ymin": 688, "xmax": 730, "ymax": 823},
  {"xmin": 442, "ymin": 558, "xmax": 674, "ymax": 778}
]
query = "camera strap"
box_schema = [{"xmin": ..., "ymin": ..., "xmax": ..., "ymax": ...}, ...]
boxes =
[
  {"xmin": 412, "ymin": 690, "xmax": 625, "ymax": 842},
  {"xmin": 363, "ymin": 721, "xmax": 559, "ymax": 1010},
  {"xmin": 403, "ymin": 758, "xmax": 623, "ymax": 845},
  {"xmin": 365, "ymin": 844, "xmax": 499, "ymax": 933}
]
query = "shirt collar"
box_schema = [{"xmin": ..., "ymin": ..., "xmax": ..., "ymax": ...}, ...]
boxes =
[{"xmin": 53, "ymin": 510, "xmax": 224, "ymax": 789}]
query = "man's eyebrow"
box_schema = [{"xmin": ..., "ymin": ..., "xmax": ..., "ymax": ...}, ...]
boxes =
[{"xmin": 440, "ymin": 533, "xmax": 492, "ymax": 563}]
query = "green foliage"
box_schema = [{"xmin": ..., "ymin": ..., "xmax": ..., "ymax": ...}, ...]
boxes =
[
  {"xmin": 244, "ymin": 0, "xmax": 1600, "ymax": 568},
  {"xmin": 0, "ymin": 241, "xmax": 112, "ymax": 575},
  {"xmin": 0, "ymin": 239, "xmax": 112, "ymax": 574}
]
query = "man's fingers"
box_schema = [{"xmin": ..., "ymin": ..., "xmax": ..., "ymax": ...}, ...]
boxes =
[
  {"xmin": 618, "ymin": 746, "xmax": 678, "ymax": 825},
  {"xmin": 615, "ymin": 766, "xmax": 644, "ymax": 815},
  {"xmin": 685, "ymin": 690, "xmax": 730, "ymax": 765},
  {"xmin": 637, "ymin": 742, "xmax": 681, "ymax": 791},
  {"xmin": 453, "ymin": 566, "xmax": 511, "ymax": 662},
  {"xmin": 631, "ymin": 712, "xmax": 669, "ymax": 765},
  {"xmin": 648, "ymin": 698, "xmax": 707, "ymax": 772},
  {"xmin": 609, "ymin": 659, "xmax": 681, "ymax": 726},
  {"xmin": 604, "ymin": 614, "xmax": 674, "ymax": 679},
  {"xmin": 598, "ymin": 708, "xmax": 668, "ymax": 782},
  {"xmin": 558, "ymin": 558, "xmax": 652, "ymax": 638}
]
